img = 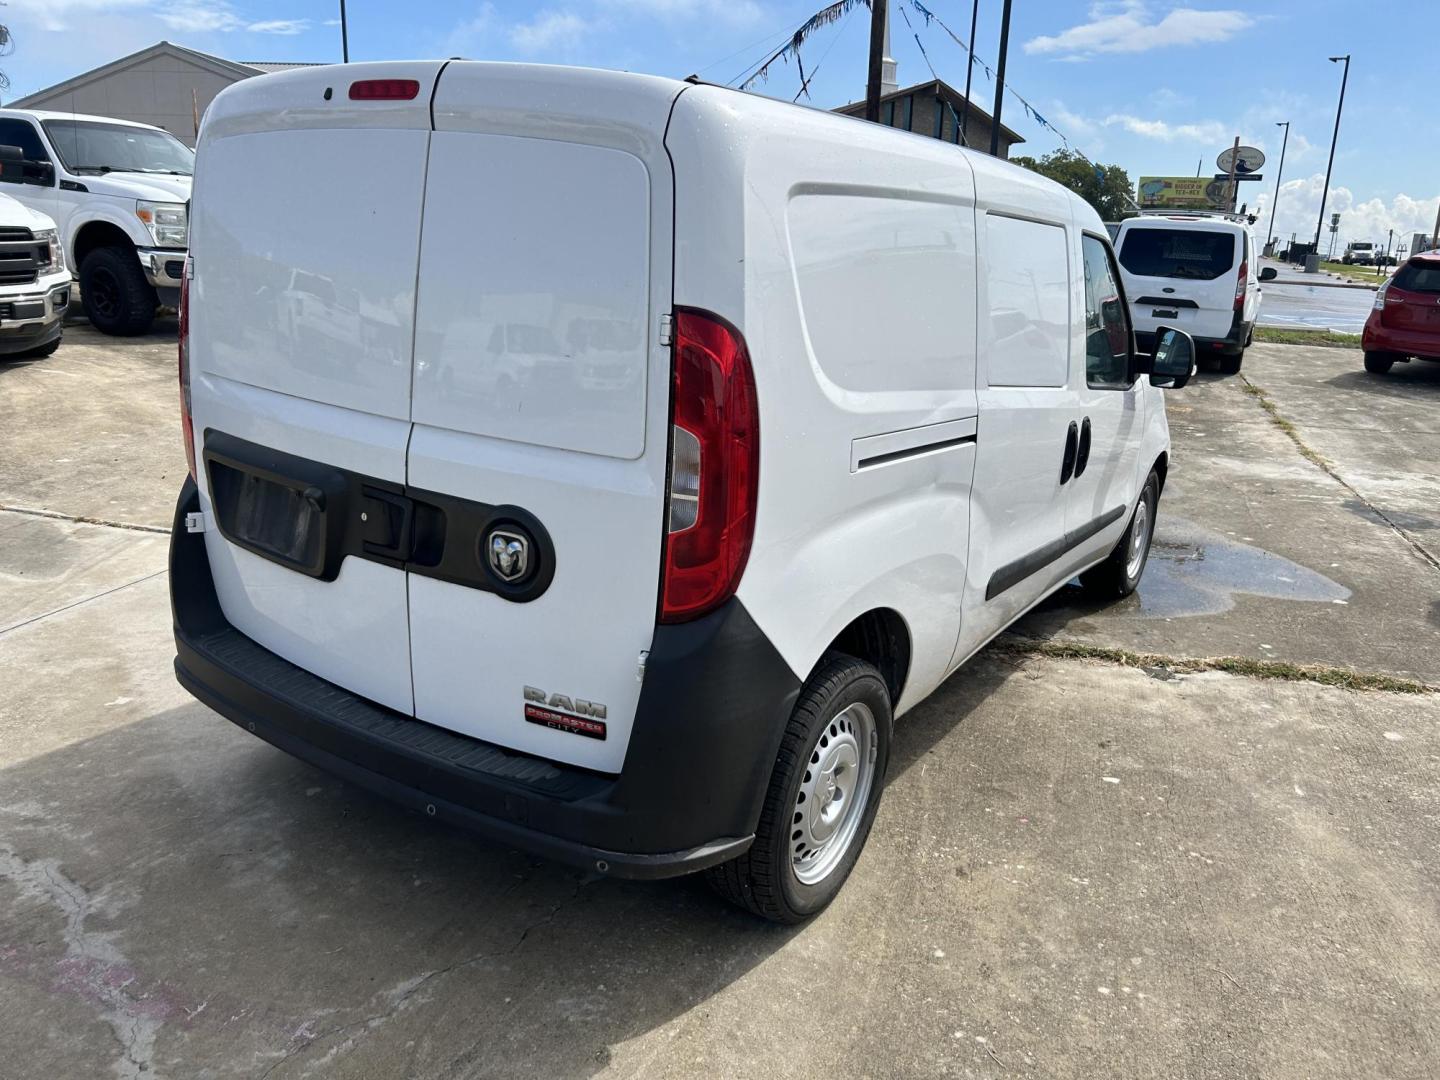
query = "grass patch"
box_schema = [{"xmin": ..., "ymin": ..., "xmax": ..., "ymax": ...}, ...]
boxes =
[
  {"xmin": 993, "ymin": 638, "xmax": 1433, "ymax": 694},
  {"xmin": 1251, "ymin": 326, "xmax": 1360, "ymax": 349},
  {"xmin": 1317, "ymin": 260, "xmax": 1387, "ymax": 284}
]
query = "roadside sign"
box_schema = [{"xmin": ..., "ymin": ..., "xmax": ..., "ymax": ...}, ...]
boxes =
[
  {"xmin": 1215, "ymin": 173, "xmax": 1263, "ymax": 182},
  {"xmin": 1331, "ymin": 212, "xmax": 1341, "ymax": 226},
  {"xmin": 1204, "ymin": 178, "xmax": 1235, "ymax": 206},
  {"xmin": 1138, "ymin": 175, "xmax": 1229, "ymax": 210},
  {"xmin": 1217, "ymin": 145, "xmax": 1266, "ymax": 174}
]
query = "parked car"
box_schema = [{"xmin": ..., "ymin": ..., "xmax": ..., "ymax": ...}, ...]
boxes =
[
  {"xmin": 1113, "ymin": 212, "xmax": 1264, "ymax": 375},
  {"xmin": 0, "ymin": 108, "xmax": 191, "ymax": 335},
  {"xmin": 0, "ymin": 163, "xmax": 71, "ymax": 359},
  {"xmin": 170, "ymin": 62, "xmax": 1195, "ymax": 923},
  {"xmin": 1361, "ymin": 251, "xmax": 1440, "ymax": 373}
]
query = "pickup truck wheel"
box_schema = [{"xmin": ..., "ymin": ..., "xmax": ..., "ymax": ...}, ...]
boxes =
[
  {"xmin": 706, "ymin": 654, "xmax": 892, "ymax": 924},
  {"xmin": 79, "ymin": 245, "xmax": 156, "ymax": 336},
  {"xmin": 1218, "ymin": 349, "xmax": 1244, "ymax": 375},
  {"xmin": 1081, "ymin": 471, "xmax": 1159, "ymax": 600},
  {"xmin": 1363, "ymin": 351, "xmax": 1395, "ymax": 374}
]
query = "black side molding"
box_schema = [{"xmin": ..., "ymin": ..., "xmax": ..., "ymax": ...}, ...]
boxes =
[
  {"xmin": 856, "ymin": 433, "xmax": 976, "ymax": 470},
  {"xmin": 986, "ymin": 504, "xmax": 1128, "ymax": 601},
  {"xmin": 1134, "ymin": 296, "xmax": 1199, "ymax": 309}
]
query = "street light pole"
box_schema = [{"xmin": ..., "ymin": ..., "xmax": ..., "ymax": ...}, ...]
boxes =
[
  {"xmin": 1312, "ymin": 55, "xmax": 1350, "ymax": 255},
  {"xmin": 340, "ymin": 0, "xmax": 349, "ymax": 62},
  {"xmin": 989, "ymin": 0, "xmax": 1013, "ymax": 157},
  {"xmin": 1266, "ymin": 120, "xmax": 1289, "ymax": 252},
  {"xmin": 865, "ymin": 0, "xmax": 888, "ymax": 123},
  {"xmin": 959, "ymin": 0, "xmax": 980, "ymax": 146}
]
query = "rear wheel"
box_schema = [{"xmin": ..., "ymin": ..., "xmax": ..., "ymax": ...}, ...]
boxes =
[
  {"xmin": 79, "ymin": 245, "xmax": 156, "ymax": 336},
  {"xmin": 1364, "ymin": 351, "xmax": 1395, "ymax": 374},
  {"xmin": 1081, "ymin": 471, "xmax": 1159, "ymax": 599},
  {"xmin": 706, "ymin": 654, "xmax": 892, "ymax": 924},
  {"xmin": 1218, "ymin": 349, "xmax": 1244, "ymax": 375}
]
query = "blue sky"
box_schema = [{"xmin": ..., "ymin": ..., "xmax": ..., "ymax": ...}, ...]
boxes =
[{"xmin": 4, "ymin": 0, "xmax": 1436, "ymax": 251}]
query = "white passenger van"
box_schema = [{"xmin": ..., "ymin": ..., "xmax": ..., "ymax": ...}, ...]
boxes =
[
  {"xmin": 171, "ymin": 62, "xmax": 1194, "ymax": 922},
  {"xmin": 1114, "ymin": 212, "xmax": 1268, "ymax": 375}
]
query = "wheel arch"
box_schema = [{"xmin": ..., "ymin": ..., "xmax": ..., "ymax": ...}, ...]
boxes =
[
  {"xmin": 72, "ymin": 219, "xmax": 138, "ymax": 267},
  {"xmin": 1151, "ymin": 450, "xmax": 1169, "ymax": 494},
  {"xmin": 819, "ymin": 607, "xmax": 911, "ymax": 706}
]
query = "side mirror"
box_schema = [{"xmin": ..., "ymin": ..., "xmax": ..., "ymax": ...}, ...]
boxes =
[
  {"xmin": 1259, "ymin": 266, "xmax": 1278, "ymax": 282},
  {"xmin": 1148, "ymin": 326, "xmax": 1195, "ymax": 389},
  {"xmin": 0, "ymin": 145, "xmax": 23, "ymax": 185}
]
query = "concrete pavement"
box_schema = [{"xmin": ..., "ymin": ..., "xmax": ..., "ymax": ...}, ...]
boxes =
[{"xmin": 4, "ymin": 328, "xmax": 1440, "ymax": 1078}]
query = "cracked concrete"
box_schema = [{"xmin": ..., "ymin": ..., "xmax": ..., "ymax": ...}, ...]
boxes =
[{"xmin": 4, "ymin": 324, "xmax": 1440, "ymax": 1077}]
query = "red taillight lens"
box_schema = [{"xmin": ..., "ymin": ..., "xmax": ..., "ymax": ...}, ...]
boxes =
[
  {"xmin": 179, "ymin": 257, "xmax": 195, "ymax": 480},
  {"xmin": 348, "ymin": 79, "xmax": 420, "ymax": 101},
  {"xmin": 660, "ymin": 309, "xmax": 759, "ymax": 623},
  {"xmin": 1235, "ymin": 260, "xmax": 1247, "ymax": 310}
]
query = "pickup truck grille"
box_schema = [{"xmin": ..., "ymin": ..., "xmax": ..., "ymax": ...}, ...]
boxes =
[{"xmin": 0, "ymin": 227, "xmax": 41, "ymax": 286}]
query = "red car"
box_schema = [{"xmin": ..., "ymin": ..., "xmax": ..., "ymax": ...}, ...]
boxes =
[{"xmin": 1362, "ymin": 251, "xmax": 1440, "ymax": 373}]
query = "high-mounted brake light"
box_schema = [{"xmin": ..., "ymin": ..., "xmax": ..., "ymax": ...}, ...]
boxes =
[
  {"xmin": 348, "ymin": 79, "xmax": 420, "ymax": 101},
  {"xmin": 660, "ymin": 309, "xmax": 759, "ymax": 623},
  {"xmin": 1234, "ymin": 259, "xmax": 1247, "ymax": 310},
  {"xmin": 178, "ymin": 256, "xmax": 195, "ymax": 480}
]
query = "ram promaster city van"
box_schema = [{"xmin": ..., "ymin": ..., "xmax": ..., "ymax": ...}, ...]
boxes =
[
  {"xmin": 1114, "ymin": 213, "xmax": 1264, "ymax": 375},
  {"xmin": 170, "ymin": 63, "xmax": 1195, "ymax": 923}
]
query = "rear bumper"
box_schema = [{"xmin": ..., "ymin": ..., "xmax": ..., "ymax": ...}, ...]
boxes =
[
  {"xmin": 1136, "ymin": 309, "xmax": 1248, "ymax": 357},
  {"xmin": 1362, "ymin": 319, "xmax": 1440, "ymax": 360},
  {"xmin": 170, "ymin": 478, "xmax": 800, "ymax": 879}
]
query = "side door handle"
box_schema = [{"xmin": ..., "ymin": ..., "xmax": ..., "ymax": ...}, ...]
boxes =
[
  {"xmin": 1075, "ymin": 417, "xmax": 1092, "ymax": 478},
  {"xmin": 1060, "ymin": 420, "xmax": 1079, "ymax": 484}
]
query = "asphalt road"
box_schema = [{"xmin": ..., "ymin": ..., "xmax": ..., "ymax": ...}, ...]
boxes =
[
  {"xmin": 1255, "ymin": 258, "xmax": 1379, "ymax": 334},
  {"xmin": 4, "ymin": 326, "xmax": 1439, "ymax": 1079}
]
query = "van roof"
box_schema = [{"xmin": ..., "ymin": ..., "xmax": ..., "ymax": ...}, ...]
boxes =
[{"xmin": 1120, "ymin": 215, "xmax": 1250, "ymax": 234}]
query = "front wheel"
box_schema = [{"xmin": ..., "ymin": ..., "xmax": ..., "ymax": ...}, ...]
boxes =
[
  {"xmin": 79, "ymin": 245, "xmax": 157, "ymax": 336},
  {"xmin": 1081, "ymin": 471, "xmax": 1159, "ymax": 599},
  {"xmin": 1364, "ymin": 351, "xmax": 1395, "ymax": 374},
  {"xmin": 707, "ymin": 655, "xmax": 892, "ymax": 924}
]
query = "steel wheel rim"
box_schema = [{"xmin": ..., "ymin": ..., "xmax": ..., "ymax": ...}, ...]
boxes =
[
  {"xmin": 791, "ymin": 702, "xmax": 876, "ymax": 886},
  {"xmin": 1126, "ymin": 499, "xmax": 1151, "ymax": 580},
  {"xmin": 89, "ymin": 267, "xmax": 120, "ymax": 320}
]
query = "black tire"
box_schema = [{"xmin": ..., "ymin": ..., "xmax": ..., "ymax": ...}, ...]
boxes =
[
  {"xmin": 706, "ymin": 654, "xmax": 892, "ymax": 924},
  {"xmin": 1364, "ymin": 351, "xmax": 1395, "ymax": 374},
  {"xmin": 79, "ymin": 245, "xmax": 156, "ymax": 335},
  {"xmin": 1081, "ymin": 471, "xmax": 1159, "ymax": 599},
  {"xmin": 1218, "ymin": 349, "xmax": 1244, "ymax": 375}
]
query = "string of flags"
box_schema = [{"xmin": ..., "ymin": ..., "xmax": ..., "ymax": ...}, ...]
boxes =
[
  {"xmin": 739, "ymin": 0, "xmax": 867, "ymax": 91},
  {"xmin": 897, "ymin": 2, "xmax": 968, "ymax": 146}
]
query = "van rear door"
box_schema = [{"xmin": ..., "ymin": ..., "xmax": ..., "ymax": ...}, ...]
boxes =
[
  {"xmin": 1118, "ymin": 223, "xmax": 1238, "ymax": 341},
  {"xmin": 188, "ymin": 63, "xmax": 443, "ymax": 714},
  {"xmin": 405, "ymin": 65, "xmax": 681, "ymax": 773}
]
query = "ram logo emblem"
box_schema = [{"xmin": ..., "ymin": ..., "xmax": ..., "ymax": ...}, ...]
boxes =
[{"xmin": 524, "ymin": 685, "xmax": 607, "ymax": 719}]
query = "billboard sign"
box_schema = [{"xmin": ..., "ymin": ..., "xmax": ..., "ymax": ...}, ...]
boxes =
[
  {"xmin": 1138, "ymin": 176, "xmax": 1229, "ymax": 210},
  {"xmin": 1217, "ymin": 145, "xmax": 1266, "ymax": 174}
]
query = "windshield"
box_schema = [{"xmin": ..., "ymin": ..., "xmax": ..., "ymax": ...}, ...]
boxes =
[
  {"xmin": 41, "ymin": 120, "xmax": 193, "ymax": 176},
  {"xmin": 1393, "ymin": 261, "xmax": 1440, "ymax": 294},
  {"xmin": 1119, "ymin": 228, "xmax": 1236, "ymax": 281}
]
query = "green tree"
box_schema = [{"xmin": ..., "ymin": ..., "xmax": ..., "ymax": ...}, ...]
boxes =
[{"xmin": 1010, "ymin": 149, "xmax": 1134, "ymax": 222}]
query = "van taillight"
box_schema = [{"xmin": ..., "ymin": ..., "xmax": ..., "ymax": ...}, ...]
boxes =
[
  {"xmin": 178, "ymin": 257, "xmax": 195, "ymax": 480},
  {"xmin": 348, "ymin": 79, "xmax": 420, "ymax": 101},
  {"xmin": 660, "ymin": 309, "xmax": 759, "ymax": 623},
  {"xmin": 1235, "ymin": 260, "xmax": 1247, "ymax": 310}
]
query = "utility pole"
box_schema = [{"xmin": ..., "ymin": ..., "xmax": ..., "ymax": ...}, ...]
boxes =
[
  {"xmin": 989, "ymin": 0, "xmax": 1013, "ymax": 157},
  {"xmin": 959, "ymin": 0, "xmax": 980, "ymax": 145},
  {"xmin": 865, "ymin": 0, "xmax": 888, "ymax": 123},
  {"xmin": 1312, "ymin": 55, "xmax": 1350, "ymax": 262},
  {"xmin": 1225, "ymin": 135, "xmax": 1239, "ymax": 213},
  {"xmin": 340, "ymin": 0, "xmax": 350, "ymax": 63},
  {"xmin": 1432, "ymin": 198, "xmax": 1440, "ymax": 250},
  {"xmin": 1266, "ymin": 120, "xmax": 1289, "ymax": 251}
]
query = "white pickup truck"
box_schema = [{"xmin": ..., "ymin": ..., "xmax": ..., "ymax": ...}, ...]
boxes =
[
  {"xmin": 0, "ymin": 108, "xmax": 191, "ymax": 335},
  {"xmin": 0, "ymin": 152, "xmax": 70, "ymax": 358}
]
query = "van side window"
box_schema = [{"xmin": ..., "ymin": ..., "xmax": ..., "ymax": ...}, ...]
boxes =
[
  {"xmin": 984, "ymin": 215, "xmax": 1070, "ymax": 388},
  {"xmin": 1081, "ymin": 234, "xmax": 1132, "ymax": 388},
  {"xmin": 0, "ymin": 119, "xmax": 50, "ymax": 163}
]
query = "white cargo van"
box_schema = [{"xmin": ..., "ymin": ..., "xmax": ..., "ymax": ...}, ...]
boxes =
[
  {"xmin": 1114, "ymin": 213, "xmax": 1266, "ymax": 375},
  {"xmin": 171, "ymin": 62, "xmax": 1194, "ymax": 922}
]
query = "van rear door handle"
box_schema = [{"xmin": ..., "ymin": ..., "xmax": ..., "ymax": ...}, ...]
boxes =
[
  {"xmin": 1075, "ymin": 417, "xmax": 1092, "ymax": 478},
  {"xmin": 1060, "ymin": 421, "xmax": 1079, "ymax": 484}
]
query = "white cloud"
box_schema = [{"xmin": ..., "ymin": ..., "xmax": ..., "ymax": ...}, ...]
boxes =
[
  {"xmin": 158, "ymin": 1, "xmax": 243, "ymax": 31},
  {"xmin": 245, "ymin": 19, "xmax": 308, "ymax": 35},
  {"xmin": 4, "ymin": 0, "xmax": 150, "ymax": 33},
  {"xmin": 510, "ymin": 10, "xmax": 591, "ymax": 54},
  {"xmin": 445, "ymin": 3, "xmax": 496, "ymax": 56},
  {"xmin": 1251, "ymin": 173, "xmax": 1440, "ymax": 254},
  {"xmin": 1104, "ymin": 113, "xmax": 1229, "ymax": 144},
  {"xmin": 1025, "ymin": 1, "xmax": 1254, "ymax": 58},
  {"xmin": 602, "ymin": 0, "xmax": 764, "ymax": 29}
]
